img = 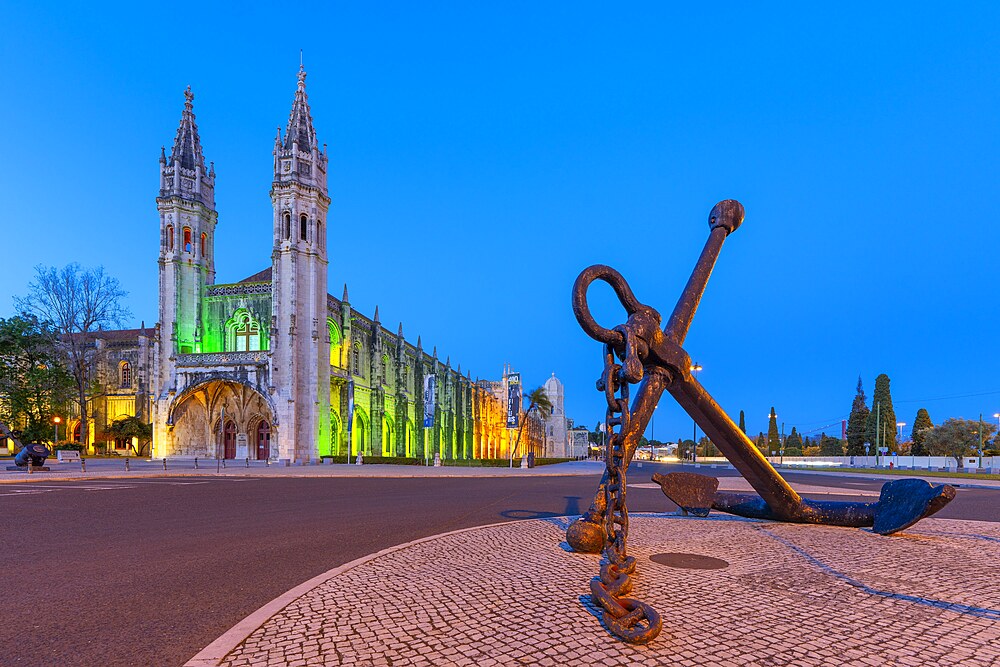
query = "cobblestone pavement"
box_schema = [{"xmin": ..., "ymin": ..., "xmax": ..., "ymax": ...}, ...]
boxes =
[{"xmin": 206, "ymin": 514, "xmax": 1000, "ymax": 667}]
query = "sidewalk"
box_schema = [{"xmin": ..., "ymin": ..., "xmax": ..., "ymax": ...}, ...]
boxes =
[
  {"xmin": 186, "ymin": 513, "xmax": 1000, "ymax": 667},
  {"xmin": 0, "ymin": 459, "xmax": 608, "ymax": 484}
]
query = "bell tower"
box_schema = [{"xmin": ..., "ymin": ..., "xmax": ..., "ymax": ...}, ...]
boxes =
[
  {"xmin": 270, "ymin": 66, "xmax": 331, "ymax": 462},
  {"xmin": 156, "ymin": 86, "xmax": 217, "ymax": 359}
]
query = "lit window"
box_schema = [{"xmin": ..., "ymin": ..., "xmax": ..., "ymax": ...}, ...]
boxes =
[
  {"xmin": 120, "ymin": 361, "xmax": 132, "ymax": 388},
  {"xmin": 166, "ymin": 225, "xmax": 174, "ymax": 250},
  {"xmin": 183, "ymin": 227, "xmax": 192, "ymax": 252},
  {"xmin": 228, "ymin": 310, "xmax": 261, "ymax": 351},
  {"xmin": 200, "ymin": 233, "xmax": 207, "ymax": 257}
]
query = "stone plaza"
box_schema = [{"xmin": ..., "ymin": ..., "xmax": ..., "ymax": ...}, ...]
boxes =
[{"xmin": 187, "ymin": 508, "xmax": 1000, "ymax": 666}]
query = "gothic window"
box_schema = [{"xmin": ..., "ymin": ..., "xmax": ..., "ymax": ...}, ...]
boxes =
[
  {"xmin": 352, "ymin": 342, "xmax": 362, "ymax": 377},
  {"xmin": 200, "ymin": 233, "xmax": 207, "ymax": 257},
  {"xmin": 226, "ymin": 310, "xmax": 261, "ymax": 351},
  {"xmin": 183, "ymin": 227, "xmax": 192, "ymax": 253},
  {"xmin": 382, "ymin": 354, "xmax": 391, "ymax": 386},
  {"xmin": 317, "ymin": 220, "xmax": 323, "ymax": 246},
  {"xmin": 166, "ymin": 225, "xmax": 174, "ymax": 250},
  {"xmin": 119, "ymin": 361, "xmax": 132, "ymax": 389},
  {"xmin": 300, "ymin": 214, "xmax": 308, "ymax": 242},
  {"xmin": 283, "ymin": 212, "xmax": 291, "ymax": 240},
  {"xmin": 328, "ymin": 320, "xmax": 342, "ymax": 368}
]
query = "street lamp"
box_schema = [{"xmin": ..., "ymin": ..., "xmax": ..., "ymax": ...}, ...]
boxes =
[
  {"xmin": 896, "ymin": 422, "xmax": 906, "ymax": 441},
  {"xmin": 690, "ymin": 363, "xmax": 702, "ymax": 464},
  {"xmin": 649, "ymin": 403, "xmax": 658, "ymax": 461},
  {"xmin": 52, "ymin": 416, "xmax": 61, "ymax": 444}
]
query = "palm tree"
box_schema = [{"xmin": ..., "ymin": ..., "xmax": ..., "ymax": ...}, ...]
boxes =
[{"xmin": 509, "ymin": 386, "xmax": 554, "ymax": 467}]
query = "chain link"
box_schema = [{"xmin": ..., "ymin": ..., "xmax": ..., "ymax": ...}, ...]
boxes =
[{"xmin": 589, "ymin": 340, "xmax": 662, "ymax": 644}]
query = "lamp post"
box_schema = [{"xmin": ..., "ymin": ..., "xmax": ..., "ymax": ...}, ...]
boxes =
[
  {"xmin": 649, "ymin": 403, "xmax": 658, "ymax": 461},
  {"xmin": 690, "ymin": 363, "xmax": 702, "ymax": 464},
  {"xmin": 52, "ymin": 416, "xmax": 61, "ymax": 444}
]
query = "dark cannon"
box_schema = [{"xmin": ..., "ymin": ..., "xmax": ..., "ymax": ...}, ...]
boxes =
[
  {"xmin": 570, "ymin": 200, "xmax": 955, "ymax": 645},
  {"xmin": 14, "ymin": 443, "xmax": 51, "ymax": 468}
]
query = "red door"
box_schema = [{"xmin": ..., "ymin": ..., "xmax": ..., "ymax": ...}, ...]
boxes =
[
  {"xmin": 223, "ymin": 421, "xmax": 236, "ymax": 459},
  {"xmin": 256, "ymin": 421, "xmax": 270, "ymax": 460}
]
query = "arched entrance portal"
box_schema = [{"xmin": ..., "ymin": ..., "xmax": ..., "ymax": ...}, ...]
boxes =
[
  {"xmin": 256, "ymin": 421, "xmax": 271, "ymax": 460},
  {"xmin": 167, "ymin": 380, "xmax": 276, "ymax": 459}
]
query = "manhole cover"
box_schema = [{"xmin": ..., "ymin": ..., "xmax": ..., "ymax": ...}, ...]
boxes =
[{"xmin": 649, "ymin": 552, "xmax": 729, "ymax": 570}]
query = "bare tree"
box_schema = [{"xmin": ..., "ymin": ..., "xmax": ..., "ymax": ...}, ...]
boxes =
[{"xmin": 15, "ymin": 264, "xmax": 130, "ymax": 449}]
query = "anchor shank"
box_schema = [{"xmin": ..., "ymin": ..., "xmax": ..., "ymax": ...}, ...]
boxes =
[
  {"xmin": 620, "ymin": 371, "xmax": 671, "ymax": 467},
  {"xmin": 665, "ymin": 225, "xmax": 728, "ymax": 345},
  {"xmin": 667, "ymin": 373, "xmax": 802, "ymax": 520}
]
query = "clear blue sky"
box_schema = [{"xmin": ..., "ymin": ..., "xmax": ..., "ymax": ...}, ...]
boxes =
[{"xmin": 2, "ymin": 2, "xmax": 999, "ymax": 439}]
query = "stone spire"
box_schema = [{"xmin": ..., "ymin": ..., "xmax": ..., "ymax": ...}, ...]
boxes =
[
  {"xmin": 373, "ymin": 305, "xmax": 380, "ymax": 323},
  {"xmin": 397, "ymin": 322, "xmax": 403, "ymax": 337},
  {"xmin": 273, "ymin": 66, "xmax": 328, "ymax": 192},
  {"xmin": 342, "ymin": 284, "xmax": 349, "ymax": 302},
  {"xmin": 160, "ymin": 86, "xmax": 214, "ymax": 206},
  {"xmin": 285, "ymin": 66, "xmax": 317, "ymax": 153},
  {"xmin": 171, "ymin": 87, "xmax": 206, "ymax": 171}
]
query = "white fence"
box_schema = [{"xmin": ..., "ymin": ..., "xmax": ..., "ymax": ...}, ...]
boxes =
[{"xmin": 692, "ymin": 454, "xmax": 998, "ymax": 470}]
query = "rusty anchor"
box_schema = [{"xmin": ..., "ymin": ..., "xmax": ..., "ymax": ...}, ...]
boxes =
[{"xmin": 570, "ymin": 199, "xmax": 956, "ymax": 644}]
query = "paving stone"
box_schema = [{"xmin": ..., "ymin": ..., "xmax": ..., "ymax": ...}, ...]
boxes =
[{"xmin": 217, "ymin": 515, "xmax": 1000, "ymax": 666}]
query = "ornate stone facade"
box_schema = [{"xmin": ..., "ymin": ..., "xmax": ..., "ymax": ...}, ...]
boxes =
[{"xmin": 77, "ymin": 68, "xmax": 545, "ymax": 462}]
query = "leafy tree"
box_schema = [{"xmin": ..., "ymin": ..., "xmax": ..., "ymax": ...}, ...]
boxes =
[
  {"xmin": 99, "ymin": 416, "xmax": 153, "ymax": 456},
  {"xmin": 15, "ymin": 264, "xmax": 130, "ymax": 448},
  {"xmin": 509, "ymin": 386, "xmax": 553, "ymax": 466},
  {"xmin": 754, "ymin": 432, "xmax": 767, "ymax": 453},
  {"xmin": 738, "ymin": 410, "xmax": 746, "ymax": 434},
  {"xmin": 784, "ymin": 427, "xmax": 803, "ymax": 456},
  {"xmin": 767, "ymin": 407, "xmax": 780, "ymax": 453},
  {"xmin": 865, "ymin": 373, "xmax": 898, "ymax": 453},
  {"xmin": 819, "ymin": 433, "xmax": 844, "ymax": 456},
  {"xmin": 846, "ymin": 376, "xmax": 870, "ymax": 455},
  {"xmin": 802, "ymin": 445, "xmax": 820, "ymax": 457},
  {"xmin": 910, "ymin": 408, "xmax": 933, "ymax": 456},
  {"xmin": 924, "ymin": 418, "xmax": 995, "ymax": 464},
  {"xmin": 697, "ymin": 436, "xmax": 716, "ymax": 457},
  {"xmin": 0, "ymin": 315, "xmax": 75, "ymax": 444}
]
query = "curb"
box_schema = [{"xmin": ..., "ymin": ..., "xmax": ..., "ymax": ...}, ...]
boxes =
[
  {"xmin": 182, "ymin": 517, "xmax": 539, "ymax": 667},
  {"xmin": 0, "ymin": 470, "xmax": 602, "ymax": 485}
]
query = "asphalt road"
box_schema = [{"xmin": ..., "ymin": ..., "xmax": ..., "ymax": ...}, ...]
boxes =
[{"xmin": 0, "ymin": 466, "xmax": 995, "ymax": 667}]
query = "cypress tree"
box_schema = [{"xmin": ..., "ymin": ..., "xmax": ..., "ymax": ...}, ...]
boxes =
[
  {"xmin": 819, "ymin": 432, "xmax": 845, "ymax": 456},
  {"xmin": 911, "ymin": 408, "xmax": 933, "ymax": 456},
  {"xmin": 784, "ymin": 427, "xmax": 803, "ymax": 455},
  {"xmin": 767, "ymin": 407, "xmax": 781, "ymax": 454},
  {"xmin": 755, "ymin": 432, "xmax": 767, "ymax": 453},
  {"xmin": 739, "ymin": 410, "xmax": 746, "ymax": 435},
  {"xmin": 866, "ymin": 374, "xmax": 898, "ymax": 453},
  {"xmin": 846, "ymin": 376, "xmax": 870, "ymax": 456}
]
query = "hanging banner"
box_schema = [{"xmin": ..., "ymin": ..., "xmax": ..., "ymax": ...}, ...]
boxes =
[
  {"xmin": 506, "ymin": 372, "xmax": 521, "ymax": 429},
  {"xmin": 423, "ymin": 374, "xmax": 436, "ymax": 427},
  {"xmin": 347, "ymin": 379, "xmax": 355, "ymax": 424}
]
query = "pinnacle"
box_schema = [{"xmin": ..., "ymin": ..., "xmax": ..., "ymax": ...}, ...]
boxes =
[{"xmin": 342, "ymin": 284, "xmax": 349, "ymax": 302}]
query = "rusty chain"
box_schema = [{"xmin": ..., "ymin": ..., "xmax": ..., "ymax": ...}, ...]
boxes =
[{"xmin": 588, "ymin": 332, "xmax": 662, "ymax": 644}]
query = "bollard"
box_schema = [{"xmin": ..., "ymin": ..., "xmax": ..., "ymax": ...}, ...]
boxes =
[
  {"xmin": 195, "ymin": 456, "xmax": 199, "ymax": 470},
  {"xmin": 265, "ymin": 458, "xmax": 270, "ymax": 467},
  {"xmin": 27, "ymin": 460, "xmax": 33, "ymax": 475},
  {"xmin": 222, "ymin": 458, "xmax": 226, "ymax": 469},
  {"xmin": 81, "ymin": 458, "xmax": 86, "ymax": 473},
  {"xmin": 125, "ymin": 458, "xmax": 130, "ymax": 472},
  {"xmin": 246, "ymin": 457, "xmax": 250, "ymax": 468},
  {"xmin": 216, "ymin": 457, "xmax": 220, "ymax": 473},
  {"xmin": 163, "ymin": 457, "xmax": 167, "ymax": 471}
]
